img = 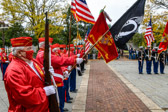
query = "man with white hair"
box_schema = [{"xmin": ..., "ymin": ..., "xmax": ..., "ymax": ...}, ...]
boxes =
[
  {"xmin": 4, "ymin": 37, "xmax": 56, "ymax": 112},
  {"xmin": 52, "ymin": 43, "xmax": 61, "ymax": 56}
]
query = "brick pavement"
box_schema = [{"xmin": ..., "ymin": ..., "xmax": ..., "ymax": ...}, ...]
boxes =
[{"xmin": 86, "ymin": 60, "xmax": 151, "ymax": 112}]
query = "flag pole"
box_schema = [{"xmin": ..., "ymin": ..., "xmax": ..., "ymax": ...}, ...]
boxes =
[
  {"xmin": 76, "ymin": 22, "xmax": 79, "ymax": 54},
  {"xmin": 83, "ymin": 25, "xmax": 87, "ymax": 54},
  {"xmin": 68, "ymin": 8, "xmax": 72, "ymax": 57},
  {"xmin": 69, "ymin": 28, "xmax": 110, "ymax": 73},
  {"xmin": 103, "ymin": 5, "xmax": 106, "ymax": 10}
]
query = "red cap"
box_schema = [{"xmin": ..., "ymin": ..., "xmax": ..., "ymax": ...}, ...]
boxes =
[
  {"xmin": 52, "ymin": 43, "xmax": 60, "ymax": 48},
  {"xmin": 11, "ymin": 37, "xmax": 32, "ymax": 47},
  {"xmin": 70, "ymin": 44, "xmax": 74, "ymax": 47},
  {"xmin": 79, "ymin": 45, "xmax": 83, "ymax": 48},
  {"xmin": 38, "ymin": 37, "xmax": 53, "ymax": 43},
  {"xmin": 1, "ymin": 48, "xmax": 5, "ymax": 50},
  {"xmin": 60, "ymin": 44, "xmax": 66, "ymax": 48}
]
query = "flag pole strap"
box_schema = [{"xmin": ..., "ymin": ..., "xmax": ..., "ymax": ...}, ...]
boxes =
[{"xmin": 68, "ymin": 28, "xmax": 110, "ymax": 73}]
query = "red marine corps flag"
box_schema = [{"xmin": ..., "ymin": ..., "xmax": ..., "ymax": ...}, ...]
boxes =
[
  {"xmin": 88, "ymin": 11, "xmax": 118, "ymax": 63},
  {"xmin": 158, "ymin": 21, "xmax": 168, "ymax": 54}
]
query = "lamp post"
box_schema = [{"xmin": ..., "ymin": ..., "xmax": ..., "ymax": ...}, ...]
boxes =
[{"xmin": 0, "ymin": 21, "xmax": 9, "ymax": 48}]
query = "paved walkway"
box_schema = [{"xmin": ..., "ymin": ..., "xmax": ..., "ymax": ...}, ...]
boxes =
[
  {"xmin": 85, "ymin": 60, "xmax": 151, "ymax": 112},
  {"xmin": 0, "ymin": 71, "xmax": 8, "ymax": 112},
  {"xmin": 108, "ymin": 60, "xmax": 168, "ymax": 111}
]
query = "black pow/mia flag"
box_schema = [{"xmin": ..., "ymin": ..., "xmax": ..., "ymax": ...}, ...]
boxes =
[{"xmin": 110, "ymin": 0, "xmax": 146, "ymax": 50}]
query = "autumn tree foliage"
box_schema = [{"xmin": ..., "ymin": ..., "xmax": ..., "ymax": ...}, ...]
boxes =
[
  {"xmin": 0, "ymin": 0, "xmax": 67, "ymax": 38},
  {"xmin": 142, "ymin": 0, "xmax": 168, "ymax": 46}
]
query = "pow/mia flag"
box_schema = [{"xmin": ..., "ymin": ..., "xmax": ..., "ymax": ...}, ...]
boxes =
[{"xmin": 110, "ymin": 0, "xmax": 146, "ymax": 50}]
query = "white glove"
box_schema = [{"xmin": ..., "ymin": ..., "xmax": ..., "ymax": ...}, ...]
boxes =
[
  {"xmin": 5, "ymin": 61, "xmax": 9, "ymax": 63},
  {"xmin": 77, "ymin": 54, "xmax": 80, "ymax": 58},
  {"xmin": 67, "ymin": 66, "xmax": 72, "ymax": 70},
  {"xmin": 43, "ymin": 85, "xmax": 55, "ymax": 96},
  {"xmin": 49, "ymin": 66, "xmax": 64, "ymax": 80},
  {"xmin": 49, "ymin": 66, "xmax": 55, "ymax": 74},
  {"xmin": 63, "ymin": 71, "xmax": 70, "ymax": 78},
  {"xmin": 76, "ymin": 67, "xmax": 81, "ymax": 71},
  {"xmin": 76, "ymin": 58, "xmax": 83, "ymax": 64}
]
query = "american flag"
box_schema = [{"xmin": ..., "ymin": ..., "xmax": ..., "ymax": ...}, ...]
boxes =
[
  {"xmin": 85, "ymin": 40, "xmax": 90, "ymax": 53},
  {"xmin": 85, "ymin": 28, "xmax": 90, "ymax": 42},
  {"xmin": 71, "ymin": 0, "xmax": 95, "ymax": 24},
  {"xmin": 84, "ymin": 33, "xmax": 87, "ymax": 42},
  {"xmin": 144, "ymin": 18, "xmax": 155, "ymax": 47},
  {"xmin": 85, "ymin": 28, "xmax": 90, "ymax": 53}
]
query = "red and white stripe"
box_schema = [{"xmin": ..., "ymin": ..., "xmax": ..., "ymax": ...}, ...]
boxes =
[
  {"xmin": 144, "ymin": 23, "xmax": 155, "ymax": 47},
  {"xmin": 84, "ymin": 33, "xmax": 87, "ymax": 42},
  {"xmin": 71, "ymin": 0, "xmax": 80, "ymax": 21},
  {"xmin": 71, "ymin": 0, "xmax": 95, "ymax": 24},
  {"xmin": 85, "ymin": 40, "xmax": 90, "ymax": 53}
]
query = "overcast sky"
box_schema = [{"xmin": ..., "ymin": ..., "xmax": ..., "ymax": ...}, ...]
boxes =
[{"xmin": 68, "ymin": 0, "xmax": 138, "ymax": 25}]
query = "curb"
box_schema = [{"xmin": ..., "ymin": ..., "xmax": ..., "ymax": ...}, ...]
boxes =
[{"xmin": 72, "ymin": 62, "xmax": 90, "ymax": 112}]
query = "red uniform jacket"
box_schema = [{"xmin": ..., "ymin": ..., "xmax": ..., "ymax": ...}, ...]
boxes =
[
  {"xmin": 79, "ymin": 49, "xmax": 84, "ymax": 58},
  {"xmin": 36, "ymin": 49, "xmax": 76, "ymax": 87},
  {"xmin": 0, "ymin": 52, "xmax": 7, "ymax": 63},
  {"xmin": 8, "ymin": 52, "xmax": 13, "ymax": 62},
  {"xmin": 4, "ymin": 57, "xmax": 49, "ymax": 112}
]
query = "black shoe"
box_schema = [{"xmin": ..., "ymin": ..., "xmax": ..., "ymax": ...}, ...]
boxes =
[
  {"xmin": 66, "ymin": 100, "xmax": 72, "ymax": 103},
  {"xmin": 69, "ymin": 97, "xmax": 73, "ymax": 100},
  {"xmin": 74, "ymin": 89, "xmax": 78, "ymax": 92},
  {"xmin": 155, "ymin": 73, "xmax": 158, "ymax": 74},
  {"xmin": 63, "ymin": 108, "xmax": 68, "ymax": 111},
  {"xmin": 70, "ymin": 89, "xmax": 78, "ymax": 93},
  {"xmin": 78, "ymin": 71, "xmax": 82, "ymax": 76}
]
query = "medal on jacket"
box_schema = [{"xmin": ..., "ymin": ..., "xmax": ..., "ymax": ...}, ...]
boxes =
[
  {"xmin": 2, "ymin": 53, "xmax": 6, "ymax": 60},
  {"xmin": 33, "ymin": 62, "xmax": 45, "ymax": 79}
]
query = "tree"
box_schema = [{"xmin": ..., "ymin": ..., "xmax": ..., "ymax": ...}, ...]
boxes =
[
  {"xmin": 0, "ymin": 22, "xmax": 31, "ymax": 47},
  {"xmin": 148, "ymin": 0, "xmax": 168, "ymax": 9},
  {"xmin": 131, "ymin": 33, "xmax": 146, "ymax": 47},
  {"xmin": 141, "ymin": 0, "xmax": 168, "ymax": 47},
  {"xmin": 0, "ymin": 0, "xmax": 66, "ymax": 38}
]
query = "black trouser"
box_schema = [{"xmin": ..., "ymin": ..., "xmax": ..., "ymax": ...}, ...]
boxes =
[
  {"xmin": 77, "ymin": 64, "xmax": 82, "ymax": 76},
  {"xmin": 80, "ymin": 61, "xmax": 84, "ymax": 72}
]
